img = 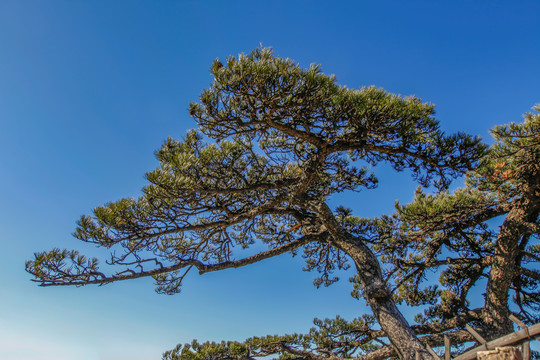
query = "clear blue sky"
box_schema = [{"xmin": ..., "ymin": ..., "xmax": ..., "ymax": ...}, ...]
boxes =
[{"xmin": 1, "ymin": 1, "xmax": 539, "ymax": 359}]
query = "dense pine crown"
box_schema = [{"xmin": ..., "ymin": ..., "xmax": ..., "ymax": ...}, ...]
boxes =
[
  {"xmin": 26, "ymin": 48, "xmax": 483, "ymax": 294},
  {"xmin": 28, "ymin": 48, "xmax": 531, "ymax": 360}
]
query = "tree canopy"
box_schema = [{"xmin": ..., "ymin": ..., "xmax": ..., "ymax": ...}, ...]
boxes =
[
  {"xmin": 160, "ymin": 106, "xmax": 540, "ymax": 360},
  {"xmin": 378, "ymin": 105, "xmax": 540, "ymax": 338},
  {"xmin": 27, "ymin": 48, "xmax": 498, "ymax": 360}
]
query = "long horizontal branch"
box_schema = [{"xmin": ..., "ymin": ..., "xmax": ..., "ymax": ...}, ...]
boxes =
[
  {"xmin": 196, "ymin": 233, "xmax": 324, "ymax": 274},
  {"xmin": 412, "ymin": 309, "xmax": 483, "ymax": 335},
  {"xmin": 37, "ymin": 233, "xmax": 322, "ymax": 287},
  {"xmin": 157, "ymin": 177, "xmax": 299, "ymax": 196},
  {"xmin": 93, "ymin": 201, "xmax": 298, "ymax": 244},
  {"xmin": 331, "ymin": 140, "xmax": 448, "ymax": 171},
  {"xmin": 398, "ymin": 257, "xmax": 486, "ymax": 269},
  {"xmin": 264, "ymin": 113, "xmax": 328, "ymax": 148}
]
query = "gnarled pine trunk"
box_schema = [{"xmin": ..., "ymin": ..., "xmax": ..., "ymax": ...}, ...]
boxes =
[
  {"xmin": 483, "ymin": 194, "xmax": 539, "ymax": 339},
  {"xmin": 317, "ymin": 203, "xmax": 431, "ymax": 360}
]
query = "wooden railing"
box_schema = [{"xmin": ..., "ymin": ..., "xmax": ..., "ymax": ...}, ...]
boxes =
[{"xmin": 417, "ymin": 316, "xmax": 539, "ymax": 360}]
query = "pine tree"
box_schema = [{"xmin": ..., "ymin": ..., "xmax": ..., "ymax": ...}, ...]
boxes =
[
  {"xmin": 26, "ymin": 48, "xmax": 484, "ymax": 360},
  {"xmin": 376, "ymin": 105, "xmax": 540, "ymax": 348}
]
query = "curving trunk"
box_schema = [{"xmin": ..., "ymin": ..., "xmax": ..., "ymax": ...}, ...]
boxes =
[
  {"xmin": 317, "ymin": 203, "xmax": 432, "ymax": 360},
  {"xmin": 483, "ymin": 195, "xmax": 539, "ymax": 339}
]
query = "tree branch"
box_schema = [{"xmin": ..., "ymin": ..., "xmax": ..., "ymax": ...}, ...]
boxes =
[{"xmin": 36, "ymin": 233, "xmax": 323, "ymax": 287}]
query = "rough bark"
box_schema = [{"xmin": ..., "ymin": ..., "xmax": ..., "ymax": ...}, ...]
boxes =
[
  {"xmin": 316, "ymin": 202, "xmax": 431, "ymax": 360},
  {"xmin": 483, "ymin": 192, "xmax": 539, "ymax": 338}
]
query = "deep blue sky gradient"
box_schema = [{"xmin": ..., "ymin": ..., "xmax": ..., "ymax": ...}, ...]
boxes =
[{"xmin": 1, "ymin": 1, "xmax": 539, "ymax": 359}]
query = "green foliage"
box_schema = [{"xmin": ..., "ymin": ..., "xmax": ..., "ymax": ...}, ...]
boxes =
[
  {"xmin": 191, "ymin": 47, "xmax": 484, "ymax": 191},
  {"xmin": 472, "ymin": 104, "xmax": 540, "ymax": 199},
  {"xmin": 26, "ymin": 47, "xmax": 490, "ymax": 359},
  {"xmin": 27, "ymin": 47, "xmax": 482, "ymax": 295},
  {"xmin": 162, "ymin": 315, "xmax": 385, "ymax": 360},
  {"xmin": 378, "ymin": 105, "xmax": 540, "ymax": 325},
  {"xmin": 25, "ymin": 248, "xmax": 103, "ymax": 286}
]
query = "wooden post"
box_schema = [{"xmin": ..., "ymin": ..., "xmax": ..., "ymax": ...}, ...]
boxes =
[
  {"xmin": 426, "ymin": 345, "xmax": 442, "ymax": 360},
  {"xmin": 509, "ymin": 314, "xmax": 530, "ymax": 360},
  {"xmin": 465, "ymin": 324, "xmax": 488, "ymax": 349},
  {"xmin": 521, "ymin": 343, "xmax": 530, "ymax": 360},
  {"xmin": 509, "ymin": 315, "xmax": 527, "ymax": 330},
  {"xmin": 454, "ymin": 323, "xmax": 540, "ymax": 360},
  {"xmin": 444, "ymin": 335, "xmax": 451, "ymax": 360}
]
